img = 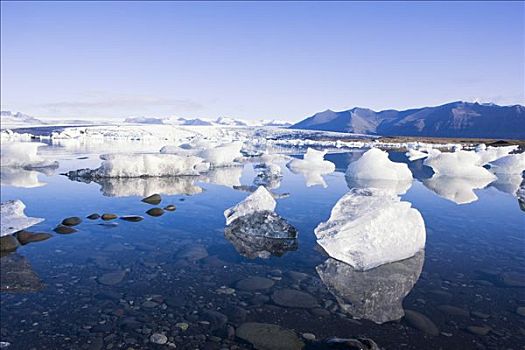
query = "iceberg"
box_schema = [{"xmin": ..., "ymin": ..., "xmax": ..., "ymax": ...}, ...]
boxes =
[
  {"xmin": 423, "ymin": 150, "xmax": 496, "ymax": 179},
  {"xmin": 316, "ymin": 251, "xmax": 424, "ymax": 324},
  {"xmin": 1, "ymin": 200, "xmax": 44, "ymax": 237},
  {"xmin": 0, "ymin": 142, "xmax": 58, "ymax": 169},
  {"xmin": 198, "ymin": 141, "xmax": 244, "ymax": 167},
  {"xmin": 423, "ymin": 176, "xmax": 494, "ymax": 205},
  {"xmin": 346, "ymin": 148, "xmax": 413, "ymax": 194},
  {"xmin": 405, "ymin": 149, "xmax": 429, "ymax": 161},
  {"xmin": 67, "ymin": 153, "xmax": 209, "ymax": 178},
  {"xmin": 287, "ymin": 148, "xmax": 335, "ymax": 188},
  {"xmin": 315, "ymin": 188, "xmax": 426, "ymax": 271},
  {"xmin": 224, "ymin": 186, "xmax": 276, "ymax": 225},
  {"xmin": 488, "ymin": 153, "xmax": 525, "ymax": 175},
  {"xmin": 474, "ymin": 144, "xmax": 519, "ymax": 165},
  {"xmin": 224, "ymin": 211, "xmax": 298, "ymax": 259}
]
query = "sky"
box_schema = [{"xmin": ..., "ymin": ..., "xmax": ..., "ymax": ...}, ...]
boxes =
[{"xmin": 1, "ymin": 1, "xmax": 524, "ymax": 121}]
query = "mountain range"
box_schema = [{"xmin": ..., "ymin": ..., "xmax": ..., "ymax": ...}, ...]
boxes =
[{"xmin": 290, "ymin": 101, "xmax": 525, "ymax": 139}]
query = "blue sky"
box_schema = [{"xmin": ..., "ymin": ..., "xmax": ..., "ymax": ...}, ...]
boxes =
[{"xmin": 1, "ymin": 1, "xmax": 523, "ymax": 120}]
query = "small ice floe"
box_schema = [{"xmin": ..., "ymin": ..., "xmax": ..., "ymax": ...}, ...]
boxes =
[
  {"xmin": 198, "ymin": 141, "xmax": 244, "ymax": 167},
  {"xmin": 405, "ymin": 148, "xmax": 430, "ymax": 161},
  {"xmin": 225, "ymin": 210, "xmax": 298, "ymax": 259},
  {"xmin": 67, "ymin": 153, "xmax": 209, "ymax": 178},
  {"xmin": 423, "ymin": 176, "xmax": 494, "ymax": 205},
  {"xmin": 346, "ymin": 148, "xmax": 413, "ymax": 195},
  {"xmin": 253, "ymin": 154, "xmax": 286, "ymax": 189},
  {"xmin": 0, "ymin": 142, "xmax": 58, "ymax": 169},
  {"xmin": 1, "ymin": 200, "xmax": 44, "ymax": 237},
  {"xmin": 224, "ymin": 186, "xmax": 276, "ymax": 225},
  {"xmin": 315, "ymin": 188, "xmax": 426, "ymax": 271},
  {"xmin": 488, "ymin": 153, "xmax": 525, "ymax": 175},
  {"xmin": 316, "ymin": 251, "xmax": 424, "ymax": 324},
  {"xmin": 474, "ymin": 144, "xmax": 519, "ymax": 166},
  {"xmin": 286, "ymin": 148, "xmax": 335, "ymax": 188}
]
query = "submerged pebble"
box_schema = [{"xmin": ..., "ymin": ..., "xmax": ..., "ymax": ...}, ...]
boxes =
[
  {"xmin": 54, "ymin": 225, "xmax": 77, "ymax": 234},
  {"xmin": 120, "ymin": 215, "xmax": 144, "ymax": 222},
  {"xmin": 404, "ymin": 309, "xmax": 440, "ymax": 336},
  {"xmin": 236, "ymin": 276, "xmax": 275, "ymax": 291},
  {"xmin": 0, "ymin": 235, "xmax": 19, "ymax": 252},
  {"xmin": 15, "ymin": 231, "xmax": 52, "ymax": 245},
  {"xmin": 271, "ymin": 289, "xmax": 318, "ymax": 308},
  {"xmin": 236, "ymin": 322, "xmax": 304, "ymax": 350},
  {"xmin": 86, "ymin": 213, "xmax": 100, "ymax": 220},
  {"xmin": 164, "ymin": 204, "xmax": 176, "ymax": 211},
  {"xmin": 150, "ymin": 333, "xmax": 167, "ymax": 345}
]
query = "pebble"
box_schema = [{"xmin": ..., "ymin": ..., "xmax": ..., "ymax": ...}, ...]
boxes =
[
  {"xmin": 101, "ymin": 213, "xmax": 118, "ymax": 221},
  {"xmin": 0, "ymin": 235, "xmax": 20, "ymax": 252},
  {"xmin": 517, "ymin": 307, "xmax": 525, "ymax": 317},
  {"xmin": 62, "ymin": 216, "xmax": 82, "ymax": 226},
  {"xmin": 142, "ymin": 194, "xmax": 162, "ymax": 205},
  {"xmin": 164, "ymin": 204, "xmax": 176, "ymax": 211},
  {"xmin": 466, "ymin": 325, "xmax": 492, "ymax": 336},
  {"xmin": 471, "ymin": 311, "xmax": 490, "ymax": 319},
  {"xmin": 98, "ymin": 270, "xmax": 126, "ymax": 286},
  {"xmin": 146, "ymin": 208, "xmax": 164, "ymax": 217},
  {"xmin": 175, "ymin": 322, "xmax": 189, "ymax": 331},
  {"xmin": 54, "ymin": 225, "xmax": 77, "ymax": 234},
  {"xmin": 437, "ymin": 305, "xmax": 470, "ymax": 317},
  {"xmin": 302, "ymin": 333, "xmax": 316, "ymax": 341},
  {"xmin": 15, "ymin": 231, "xmax": 52, "ymax": 245},
  {"xmin": 120, "ymin": 215, "xmax": 144, "ymax": 222},
  {"xmin": 216, "ymin": 287, "xmax": 235, "ymax": 295},
  {"xmin": 271, "ymin": 289, "xmax": 318, "ymax": 308},
  {"xmin": 236, "ymin": 322, "xmax": 304, "ymax": 350},
  {"xmin": 87, "ymin": 213, "xmax": 100, "ymax": 220},
  {"xmin": 500, "ymin": 272, "xmax": 525, "ymax": 287},
  {"xmin": 236, "ymin": 276, "xmax": 275, "ymax": 291},
  {"xmin": 150, "ymin": 333, "xmax": 167, "ymax": 345},
  {"xmin": 404, "ymin": 309, "xmax": 440, "ymax": 336}
]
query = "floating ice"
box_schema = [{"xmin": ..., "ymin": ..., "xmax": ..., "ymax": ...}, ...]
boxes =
[
  {"xmin": 286, "ymin": 148, "xmax": 335, "ymax": 188},
  {"xmin": 198, "ymin": 142, "xmax": 244, "ymax": 167},
  {"xmin": 224, "ymin": 186, "xmax": 276, "ymax": 225},
  {"xmin": 517, "ymin": 180, "xmax": 525, "ymax": 212},
  {"xmin": 474, "ymin": 144, "xmax": 518, "ymax": 165},
  {"xmin": 0, "ymin": 142, "xmax": 58, "ymax": 169},
  {"xmin": 317, "ymin": 251, "xmax": 424, "ymax": 324},
  {"xmin": 423, "ymin": 176, "xmax": 494, "ymax": 205},
  {"xmin": 68, "ymin": 154, "xmax": 209, "ymax": 178},
  {"xmin": 488, "ymin": 153, "xmax": 525, "ymax": 175},
  {"xmin": 405, "ymin": 149, "xmax": 429, "ymax": 161},
  {"xmin": 424, "ymin": 150, "xmax": 496, "ymax": 179},
  {"xmin": 315, "ymin": 188, "xmax": 426, "ymax": 271},
  {"xmin": 346, "ymin": 148, "xmax": 413, "ymax": 194},
  {"xmin": 1, "ymin": 200, "xmax": 44, "ymax": 237},
  {"xmin": 224, "ymin": 211, "xmax": 298, "ymax": 259}
]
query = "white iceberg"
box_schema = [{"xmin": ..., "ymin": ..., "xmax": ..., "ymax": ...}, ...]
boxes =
[
  {"xmin": 68, "ymin": 153, "xmax": 209, "ymax": 178},
  {"xmin": 1, "ymin": 200, "xmax": 44, "ymax": 237},
  {"xmin": 198, "ymin": 141, "xmax": 244, "ymax": 167},
  {"xmin": 224, "ymin": 186, "xmax": 276, "ymax": 225},
  {"xmin": 405, "ymin": 149, "xmax": 429, "ymax": 161},
  {"xmin": 315, "ymin": 188, "xmax": 426, "ymax": 271},
  {"xmin": 423, "ymin": 175, "xmax": 493, "ymax": 204},
  {"xmin": 474, "ymin": 144, "xmax": 519, "ymax": 165},
  {"xmin": 488, "ymin": 153, "xmax": 525, "ymax": 175},
  {"xmin": 424, "ymin": 150, "xmax": 496, "ymax": 179},
  {"xmin": 286, "ymin": 148, "xmax": 335, "ymax": 188},
  {"xmin": 0, "ymin": 142, "xmax": 58, "ymax": 169},
  {"xmin": 346, "ymin": 148, "xmax": 413, "ymax": 194}
]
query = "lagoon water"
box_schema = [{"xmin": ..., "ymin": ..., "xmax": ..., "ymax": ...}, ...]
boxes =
[{"xmin": 1, "ymin": 146, "xmax": 524, "ymax": 349}]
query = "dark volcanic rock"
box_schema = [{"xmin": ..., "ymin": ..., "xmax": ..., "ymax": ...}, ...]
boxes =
[
  {"xmin": 146, "ymin": 208, "xmax": 164, "ymax": 217},
  {"xmin": 54, "ymin": 225, "xmax": 77, "ymax": 234},
  {"xmin": 61, "ymin": 216, "xmax": 82, "ymax": 226},
  {"xmin": 87, "ymin": 213, "xmax": 101, "ymax": 220},
  {"xmin": 142, "ymin": 194, "xmax": 162, "ymax": 205},
  {"xmin": 120, "ymin": 215, "xmax": 144, "ymax": 222}
]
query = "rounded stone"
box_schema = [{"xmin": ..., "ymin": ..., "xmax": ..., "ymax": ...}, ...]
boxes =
[
  {"xmin": 404, "ymin": 309, "xmax": 439, "ymax": 336},
  {"xmin": 146, "ymin": 208, "xmax": 164, "ymax": 217},
  {"xmin": 142, "ymin": 194, "xmax": 162, "ymax": 205},
  {"xmin": 150, "ymin": 333, "xmax": 167, "ymax": 344},
  {"xmin": 61, "ymin": 217, "xmax": 82, "ymax": 226},
  {"xmin": 271, "ymin": 289, "xmax": 318, "ymax": 308},
  {"xmin": 236, "ymin": 322, "xmax": 304, "ymax": 350},
  {"xmin": 87, "ymin": 213, "xmax": 100, "ymax": 220},
  {"xmin": 0, "ymin": 235, "xmax": 20, "ymax": 252},
  {"xmin": 101, "ymin": 213, "xmax": 118, "ymax": 221},
  {"xmin": 164, "ymin": 204, "xmax": 176, "ymax": 211},
  {"xmin": 54, "ymin": 225, "xmax": 77, "ymax": 234},
  {"xmin": 15, "ymin": 231, "xmax": 52, "ymax": 245},
  {"xmin": 120, "ymin": 215, "xmax": 144, "ymax": 222},
  {"xmin": 236, "ymin": 276, "xmax": 275, "ymax": 291}
]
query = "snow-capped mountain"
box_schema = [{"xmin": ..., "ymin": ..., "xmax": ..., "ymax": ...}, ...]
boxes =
[
  {"xmin": 123, "ymin": 116, "xmax": 291, "ymax": 128},
  {"xmin": 291, "ymin": 102, "xmax": 525, "ymax": 139},
  {"xmin": 1, "ymin": 111, "xmax": 45, "ymax": 127}
]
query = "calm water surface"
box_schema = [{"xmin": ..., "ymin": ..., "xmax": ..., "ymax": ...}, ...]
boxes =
[{"xmin": 1, "ymin": 147, "xmax": 524, "ymax": 350}]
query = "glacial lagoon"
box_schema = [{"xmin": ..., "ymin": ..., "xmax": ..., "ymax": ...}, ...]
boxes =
[{"xmin": 1, "ymin": 146, "xmax": 524, "ymax": 349}]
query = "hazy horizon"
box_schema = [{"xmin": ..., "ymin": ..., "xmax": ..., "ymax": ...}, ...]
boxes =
[{"xmin": 1, "ymin": 1, "xmax": 524, "ymax": 121}]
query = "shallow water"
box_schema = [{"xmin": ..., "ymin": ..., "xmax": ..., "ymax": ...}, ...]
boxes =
[{"xmin": 1, "ymin": 147, "xmax": 524, "ymax": 350}]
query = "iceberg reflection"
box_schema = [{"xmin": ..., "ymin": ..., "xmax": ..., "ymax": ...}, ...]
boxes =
[
  {"xmin": 423, "ymin": 175, "xmax": 493, "ymax": 204},
  {"xmin": 316, "ymin": 251, "xmax": 424, "ymax": 324}
]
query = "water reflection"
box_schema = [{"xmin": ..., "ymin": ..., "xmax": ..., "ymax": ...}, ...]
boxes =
[
  {"xmin": 423, "ymin": 175, "xmax": 493, "ymax": 204},
  {"xmin": 1, "ymin": 167, "xmax": 47, "ymax": 188},
  {"xmin": 199, "ymin": 166, "xmax": 244, "ymax": 188},
  {"xmin": 316, "ymin": 251, "xmax": 424, "ymax": 324},
  {"xmin": 224, "ymin": 211, "xmax": 298, "ymax": 259}
]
